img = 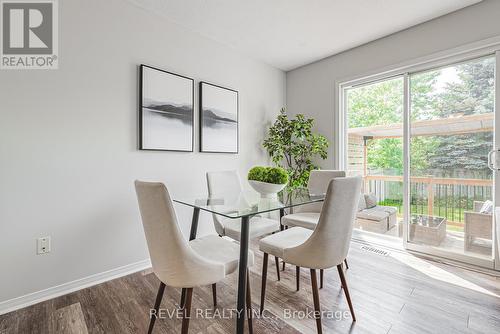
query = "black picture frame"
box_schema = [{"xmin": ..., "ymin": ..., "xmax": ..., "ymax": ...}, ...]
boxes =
[
  {"xmin": 139, "ymin": 64, "xmax": 194, "ymax": 152},
  {"xmin": 199, "ymin": 81, "xmax": 239, "ymax": 154}
]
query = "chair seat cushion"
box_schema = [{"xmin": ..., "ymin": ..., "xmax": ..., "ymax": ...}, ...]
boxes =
[
  {"xmin": 356, "ymin": 207, "xmax": 389, "ymax": 221},
  {"xmin": 281, "ymin": 212, "xmax": 320, "ymax": 230},
  {"xmin": 259, "ymin": 227, "xmax": 313, "ymax": 258},
  {"xmin": 377, "ymin": 205, "xmax": 397, "ymax": 215},
  {"xmin": 190, "ymin": 235, "xmax": 254, "ymax": 275},
  {"xmin": 223, "ymin": 217, "xmax": 280, "ymax": 241}
]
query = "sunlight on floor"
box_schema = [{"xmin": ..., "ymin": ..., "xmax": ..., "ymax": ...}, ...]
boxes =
[{"xmin": 390, "ymin": 251, "xmax": 499, "ymax": 298}]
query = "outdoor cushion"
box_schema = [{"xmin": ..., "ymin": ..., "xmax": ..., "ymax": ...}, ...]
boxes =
[
  {"xmin": 356, "ymin": 207, "xmax": 390, "ymax": 221},
  {"xmin": 480, "ymin": 200, "xmax": 493, "ymax": 214},
  {"xmin": 358, "ymin": 193, "xmax": 367, "ymax": 211},
  {"xmin": 375, "ymin": 205, "xmax": 398, "ymax": 215},
  {"xmin": 364, "ymin": 193, "xmax": 378, "ymax": 208}
]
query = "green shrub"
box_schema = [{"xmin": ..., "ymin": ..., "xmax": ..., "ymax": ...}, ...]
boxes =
[
  {"xmin": 247, "ymin": 166, "xmax": 267, "ymax": 182},
  {"xmin": 266, "ymin": 167, "xmax": 289, "ymax": 184},
  {"xmin": 248, "ymin": 166, "xmax": 288, "ymax": 185}
]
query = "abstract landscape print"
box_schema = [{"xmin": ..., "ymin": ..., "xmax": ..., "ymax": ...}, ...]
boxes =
[
  {"xmin": 140, "ymin": 65, "xmax": 194, "ymax": 151},
  {"xmin": 199, "ymin": 82, "xmax": 238, "ymax": 153}
]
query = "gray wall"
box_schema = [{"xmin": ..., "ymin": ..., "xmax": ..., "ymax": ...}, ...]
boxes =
[
  {"xmin": 0, "ymin": 0, "xmax": 285, "ymax": 304},
  {"xmin": 286, "ymin": 0, "xmax": 500, "ymax": 169}
]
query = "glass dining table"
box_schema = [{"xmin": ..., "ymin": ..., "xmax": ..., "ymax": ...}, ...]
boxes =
[{"xmin": 174, "ymin": 188, "xmax": 326, "ymax": 334}]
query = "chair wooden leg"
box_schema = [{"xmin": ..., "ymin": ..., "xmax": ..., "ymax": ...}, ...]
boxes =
[
  {"xmin": 337, "ymin": 264, "xmax": 356, "ymax": 321},
  {"xmin": 282, "ymin": 227, "xmax": 289, "ymax": 271},
  {"xmin": 274, "ymin": 256, "xmax": 281, "ymax": 281},
  {"xmin": 344, "ymin": 259, "xmax": 349, "ymax": 270},
  {"xmin": 246, "ymin": 271, "xmax": 254, "ymax": 334},
  {"xmin": 310, "ymin": 269, "xmax": 323, "ymax": 334},
  {"xmin": 260, "ymin": 253, "xmax": 268, "ymax": 315},
  {"xmin": 181, "ymin": 288, "xmax": 193, "ymax": 334},
  {"xmin": 180, "ymin": 288, "xmax": 186, "ymax": 308},
  {"xmin": 148, "ymin": 282, "xmax": 166, "ymax": 334},
  {"xmin": 320, "ymin": 269, "xmax": 324, "ymax": 289},
  {"xmin": 212, "ymin": 283, "xmax": 217, "ymax": 308},
  {"xmin": 296, "ymin": 266, "xmax": 300, "ymax": 291}
]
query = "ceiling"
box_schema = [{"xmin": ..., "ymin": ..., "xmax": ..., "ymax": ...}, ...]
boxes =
[{"xmin": 128, "ymin": 0, "xmax": 482, "ymax": 71}]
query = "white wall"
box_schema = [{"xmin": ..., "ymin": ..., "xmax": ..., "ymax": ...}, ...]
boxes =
[
  {"xmin": 286, "ymin": 0, "xmax": 500, "ymax": 168},
  {"xmin": 0, "ymin": 0, "xmax": 285, "ymax": 306}
]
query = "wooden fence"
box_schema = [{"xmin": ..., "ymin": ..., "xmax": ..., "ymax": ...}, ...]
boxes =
[{"xmin": 364, "ymin": 175, "xmax": 492, "ymax": 228}]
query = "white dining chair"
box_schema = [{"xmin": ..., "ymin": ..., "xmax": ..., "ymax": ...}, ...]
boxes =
[
  {"xmin": 135, "ymin": 181, "xmax": 255, "ymax": 334},
  {"xmin": 207, "ymin": 170, "xmax": 283, "ymax": 280},
  {"xmin": 259, "ymin": 176, "xmax": 362, "ymax": 334},
  {"xmin": 281, "ymin": 170, "xmax": 348, "ymax": 290},
  {"xmin": 281, "ymin": 170, "xmax": 346, "ymax": 229}
]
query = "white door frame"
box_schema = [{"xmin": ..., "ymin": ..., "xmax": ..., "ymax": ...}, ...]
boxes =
[
  {"xmin": 337, "ymin": 36, "xmax": 500, "ymax": 270},
  {"xmin": 494, "ymin": 50, "xmax": 500, "ymax": 270}
]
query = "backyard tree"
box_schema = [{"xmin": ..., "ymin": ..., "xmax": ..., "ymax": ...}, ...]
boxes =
[
  {"xmin": 348, "ymin": 57, "xmax": 494, "ymax": 178},
  {"xmin": 427, "ymin": 58, "xmax": 495, "ymax": 177}
]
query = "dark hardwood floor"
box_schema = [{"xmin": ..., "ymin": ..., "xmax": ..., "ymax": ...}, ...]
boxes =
[{"xmin": 1, "ymin": 239, "xmax": 500, "ymax": 334}]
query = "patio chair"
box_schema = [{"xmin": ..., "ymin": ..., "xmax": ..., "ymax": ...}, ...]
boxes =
[{"xmin": 464, "ymin": 201, "xmax": 493, "ymax": 251}]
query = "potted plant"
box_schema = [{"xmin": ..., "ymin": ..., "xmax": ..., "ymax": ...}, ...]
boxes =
[
  {"xmin": 263, "ymin": 108, "xmax": 329, "ymax": 190},
  {"xmin": 248, "ymin": 166, "xmax": 288, "ymax": 198}
]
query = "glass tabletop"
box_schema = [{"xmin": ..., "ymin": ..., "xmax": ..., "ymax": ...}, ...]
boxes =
[
  {"xmin": 174, "ymin": 188, "xmax": 325, "ymax": 219},
  {"xmin": 410, "ymin": 214, "xmax": 446, "ymax": 228}
]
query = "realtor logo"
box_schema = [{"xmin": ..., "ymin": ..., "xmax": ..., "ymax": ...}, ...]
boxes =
[{"xmin": 1, "ymin": 0, "xmax": 58, "ymax": 69}]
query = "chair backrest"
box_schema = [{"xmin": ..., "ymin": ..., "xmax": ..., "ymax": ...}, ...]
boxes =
[
  {"xmin": 295, "ymin": 170, "xmax": 347, "ymax": 213},
  {"xmin": 206, "ymin": 170, "xmax": 243, "ymax": 236},
  {"xmin": 473, "ymin": 200, "xmax": 485, "ymax": 213},
  {"xmin": 284, "ymin": 176, "xmax": 362, "ymax": 269},
  {"xmin": 135, "ymin": 181, "xmax": 225, "ymax": 287}
]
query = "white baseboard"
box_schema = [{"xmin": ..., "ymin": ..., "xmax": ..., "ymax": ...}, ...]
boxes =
[{"xmin": 0, "ymin": 259, "xmax": 152, "ymax": 316}]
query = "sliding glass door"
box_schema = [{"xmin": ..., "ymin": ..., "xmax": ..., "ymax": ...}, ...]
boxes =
[
  {"xmin": 342, "ymin": 53, "xmax": 497, "ymax": 268},
  {"xmin": 345, "ymin": 77, "xmax": 405, "ymax": 238},
  {"xmin": 406, "ymin": 56, "xmax": 495, "ymax": 265}
]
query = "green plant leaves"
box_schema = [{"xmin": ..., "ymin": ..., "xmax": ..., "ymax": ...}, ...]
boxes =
[
  {"xmin": 248, "ymin": 166, "xmax": 288, "ymax": 185},
  {"xmin": 262, "ymin": 108, "xmax": 329, "ymax": 190}
]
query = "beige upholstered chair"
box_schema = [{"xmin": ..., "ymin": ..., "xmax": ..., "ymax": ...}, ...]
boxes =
[
  {"xmin": 207, "ymin": 170, "xmax": 284, "ymax": 280},
  {"xmin": 259, "ymin": 176, "xmax": 362, "ymax": 333},
  {"xmin": 207, "ymin": 170, "xmax": 281, "ymax": 240},
  {"xmin": 135, "ymin": 181, "xmax": 255, "ymax": 334},
  {"xmin": 281, "ymin": 170, "xmax": 348, "ymax": 289},
  {"xmin": 282, "ymin": 170, "xmax": 346, "ymax": 228}
]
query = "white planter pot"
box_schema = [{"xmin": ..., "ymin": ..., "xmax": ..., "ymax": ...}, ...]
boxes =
[{"xmin": 248, "ymin": 180, "xmax": 286, "ymax": 198}]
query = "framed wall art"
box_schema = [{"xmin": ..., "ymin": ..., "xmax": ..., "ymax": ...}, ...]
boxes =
[
  {"xmin": 199, "ymin": 81, "xmax": 238, "ymax": 153},
  {"xmin": 139, "ymin": 64, "xmax": 194, "ymax": 151}
]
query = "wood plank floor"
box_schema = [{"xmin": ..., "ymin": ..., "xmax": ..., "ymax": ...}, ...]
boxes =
[{"xmin": 1, "ymin": 240, "xmax": 500, "ymax": 334}]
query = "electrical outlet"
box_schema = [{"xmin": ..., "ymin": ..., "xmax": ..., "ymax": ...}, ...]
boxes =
[{"xmin": 37, "ymin": 237, "xmax": 51, "ymax": 254}]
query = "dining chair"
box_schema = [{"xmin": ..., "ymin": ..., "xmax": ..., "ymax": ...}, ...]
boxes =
[
  {"xmin": 259, "ymin": 176, "xmax": 362, "ymax": 333},
  {"xmin": 281, "ymin": 170, "xmax": 349, "ymax": 290},
  {"xmin": 207, "ymin": 170, "xmax": 283, "ymax": 280},
  {"xmin": 282, "ymin": 170, "xmax": 346, "ymax": 228},
  {"xmin": 135, "ymin": 181, "xmax": 255, "ymax": 334}
]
